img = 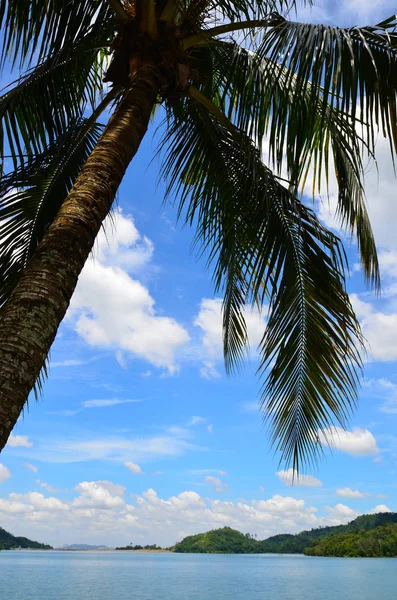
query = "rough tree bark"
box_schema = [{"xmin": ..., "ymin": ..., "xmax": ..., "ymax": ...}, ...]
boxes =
[{"xmin": 0, "ymin": 62, "xmax": 160, "ymax": 451}]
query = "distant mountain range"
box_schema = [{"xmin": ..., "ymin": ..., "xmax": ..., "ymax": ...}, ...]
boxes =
[
  {"xmin": 0, "ymin": 527, "xmax": 52, "ymax": 550},
  {"xmin": 174, "ymin": 512, "xmax": 397, "ymax": 555},
  {"xmin": 62, "ymin": 544, "xmax": 110, "ymax": 550}
]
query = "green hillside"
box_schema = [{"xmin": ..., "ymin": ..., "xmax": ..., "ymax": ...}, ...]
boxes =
[
  {"xmin": 174, "ymin": 528, "xmax": 259, "ymax": 553},
  {"xmin": 0, "ymin": 527, "xmax": 52, "ymax": 550},
  {"xmin": 258, "ymin": 512, "xmax": 397, "ymax": 554},
  {"xmin": 174, "ymin": 513, "xmax": 397, "ymax": 554},
  {"xmin": 304, "ymin": 523, "xmax": 397, "ymax": 557}
]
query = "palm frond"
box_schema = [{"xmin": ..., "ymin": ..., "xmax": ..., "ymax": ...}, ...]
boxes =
[
  {"xmin": 0, "ymin": 0, "xmax": 113, "ymax": 68},
  {"xmin": 204, "ymin": 0, "xmax": 311, "ymax": 21},
  {"xmin": 0, "ymin": 118, "xmax": 104, "ymax": 311},
  {"xmin": 200, "ymin": 41, "xmax": 379, "ymax": 286},
  {"xmin": 255, "ymin": 14, "xmax": 397, "ymax": 155},
  {"xmin": 160, "ymin": 98, "xmax": 362, "ymax": 469},
  {"xmin": 0, "ymin": 28, "xmax": 111, "ymax": 170}
]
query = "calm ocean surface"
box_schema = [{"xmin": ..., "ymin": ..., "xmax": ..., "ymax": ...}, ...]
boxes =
[{"xmin": 1, "ymin": 551, "xmax": 396, "ymax": 600}]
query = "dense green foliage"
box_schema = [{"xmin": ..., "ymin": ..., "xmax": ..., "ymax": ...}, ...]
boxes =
[
  {"xmin": 0, "ymin": 527, "xmax": 52, "ymax": 550},
  {"xmin": 174, "ymin": 514, "xmax": 397, "ymax": 554},
  {"xmin": 174, "ymin": 528, "xmax": 260, "ymax": 553},
  {"xmin": 260, "ymin": 513, "xmax": 397, "ymax": 553},
  {"xmin": 305, "ymin": 523, "xmax": 397, "ymax": 557}
]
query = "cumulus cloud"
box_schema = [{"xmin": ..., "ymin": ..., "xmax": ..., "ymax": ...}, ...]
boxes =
[
  {"xmin": 369, "ymin": 504, "xmax": 392, "ymax": 514},
  {"xmin": 324, "ymin": 503, "xmax": 358, "ymax": 522},
  {"xmin": 68, "ymin": 211, "xmax": 189, "ymax": 374},
  {"xmin": 7, "ymin": 434, "xmax": 33, "ymax": 448},
  {"xmin": 73, "ymin": 481, "xmax": 126, "ymax": 510},
  {"xmin": 124, "ymin": 462, "xmax": 142, "ymax": 474},
  {"xmin": 276, "ymin": 469, "xmax": 323, "ymax": 488},
  {"xmin": 350, "ymin": 295, "xmax": 397, "ymax": 362},
  {"xmin": 318, "ymin": 427, "xmax": 380, "ymax": 457},
  {"xmin": 0, "ymin": 479, "xmax": 378, "ymax": 548},
  {"xmin": 0, "ymin": 464, "xmax": 11, "ymax": 483},
  {"xmin": 336, "ymin": 488, "xmax": 365, "ymax": 499}
]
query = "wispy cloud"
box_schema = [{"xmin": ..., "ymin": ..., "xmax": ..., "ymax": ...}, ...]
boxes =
[
  {"xmin": 26, "ymin": 426, "xmax": 203, "ymax": 464},
  {"xmin": 187, "ymin": 416, "xmax": 206, "ymax": 426},
  {"xmin": 82, "ymin": 398, "xmax": 144, "ymax": 408},
  {"xmin": 24, "ymin": 463, "xmax": 38, "ymax": 473},
  {"xmin": 47, "ymin": 397, "xmax": 147, "ymax": 417}
]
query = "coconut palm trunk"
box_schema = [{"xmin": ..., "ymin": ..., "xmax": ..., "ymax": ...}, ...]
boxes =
[
  {"xmin": 0, "ymin": 62, "xmax": 160, "ymax": 450},
  {"xmin": 1, "ymin": 0, "xmax": 397, "ymax": 467}
]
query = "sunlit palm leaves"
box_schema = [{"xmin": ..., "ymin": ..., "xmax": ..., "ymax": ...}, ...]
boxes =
[
  {"xmin": 161, "ymin": 100, "xmax": 362, "ymax": 468},
  {"xmin": 0, "ymin": 0, "xmax": 396, "ymax": 468}
]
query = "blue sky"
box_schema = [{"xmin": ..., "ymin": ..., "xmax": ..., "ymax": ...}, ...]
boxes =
[{"xmin": 1, "ymin": 0, "xmax": 397, "ymax": 548}]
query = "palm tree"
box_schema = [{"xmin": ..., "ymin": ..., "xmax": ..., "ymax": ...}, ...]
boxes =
[{"xmin": 0, "ymin": 0, "xmax": 396, "ymax": 468}]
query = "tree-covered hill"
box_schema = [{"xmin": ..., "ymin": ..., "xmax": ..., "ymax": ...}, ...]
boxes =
[
  {"xmin": 174, "ymin": 528, "xmax": 260, "ymax": 553},
  {"xmin": 174, "ymin": 514, "xmax": 397, "ymax": 554},
  {"xmin": 258, "ymin": 512, "xmax": 397, "ymax": 554},
  {"xmin": 304, "ymin": 523, "xmax": 397, "ymax": 557},
  {"xmin": 0, "ymin": 527, "xmax": 52, "ymax": 550}
]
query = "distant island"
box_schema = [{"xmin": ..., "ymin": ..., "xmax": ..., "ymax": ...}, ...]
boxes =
[
  {"xmin": 115, "ymin": 544, "xmax": 166, "ymax": 551},
  {"xmin": 174, "ymin": 512, "xmax": 397, "ymax": 556},
  {"xmin": 0, "ymin": 526, "xmax": 52, "ymax": 550}
]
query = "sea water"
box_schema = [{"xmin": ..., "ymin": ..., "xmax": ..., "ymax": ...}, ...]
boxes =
[{"xmin": 1, "ymin": 551, "xmax": 396, "ymax": 600}]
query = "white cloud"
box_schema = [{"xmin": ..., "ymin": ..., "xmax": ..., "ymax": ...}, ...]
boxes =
[
  {"xmin": 195, "ymin": 299, "xmax": 266, "ymax": 360},
  {"xmin": 318, "ymin": 427, "xmax": 380, "ymax": 457},
  {"xmin": 69, "ymin": 211, "xmax": 189, "ymax": 374},
  {"xmin": 7, "ymin": 434, "xmax": 33, "ymax": 448},
  {"xmin": 325, "ymin": 503, "xmax": 358, "ymax": 522},
  {"xmin": 51, "ymin": 359, "xmax": 91, "ymax": 368},
  {"xmin": 82, "ymin": 398, "xmax": 143, "ymax": 409},
  {"xmin": 124, "ymin": 462, "xmax": 142, "ymax": 474},
  {"xmin": 200, "ymin": 361, "xmax": 220, "ymax": 380},
  {"xmin": 350, "ymin": 295, "xmax": 397, "ymax": 362},
  {"xmin": 336, "ymin": 488, "xmax": 365, "ymax": 499},
  {"xmin": 365, "ymin": 378, "xmax": 397, "ymax": 414},
  {"xmin": 28, "ymin": 427, "xmax": 197, "ymax": 464},
  {"xmin": 207, "ymin": 424, "xmax": 213, "ymax": 434},
  {"xmin": 0, "ymin": 480, "xmax": 374, "ymax": 548},
  {"xmin": 0, "ymin": 464, "xmax": 11, "ymax": 483},
  {"xmin": 24, "ymin": 463, "xmax": 38, "ymax": 473},
  {"xmin": 205, "ymin": 476, "xmax": 229, "ymax": 493},
  {"xmin": 259, "ymin": 486, "xmax": 265, "ymax": 493},
  {"xmin": 6, "ymin": 492, "xmax": 69, "ymax": 513},
  {"xmin": 187, "ymin": 416, "xmax": 206, "ymax": 426},
  {"xmin": 276, "ymin": 469, "xmax": 323, "ymax": 488},
  {"xmin": 36, "ymin": 480, "xmax": 61, "ymax": 494},
  {"xmin": 93, "ymin": 210, "xmax": 153, "ymax": 270},
  {"xmin": 73, "ymin": 481, "xmax": 126, "ymax": 510},
  {"xmin": 369, "ymin": 504, "xmax": 392, "ymax": 514}
]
